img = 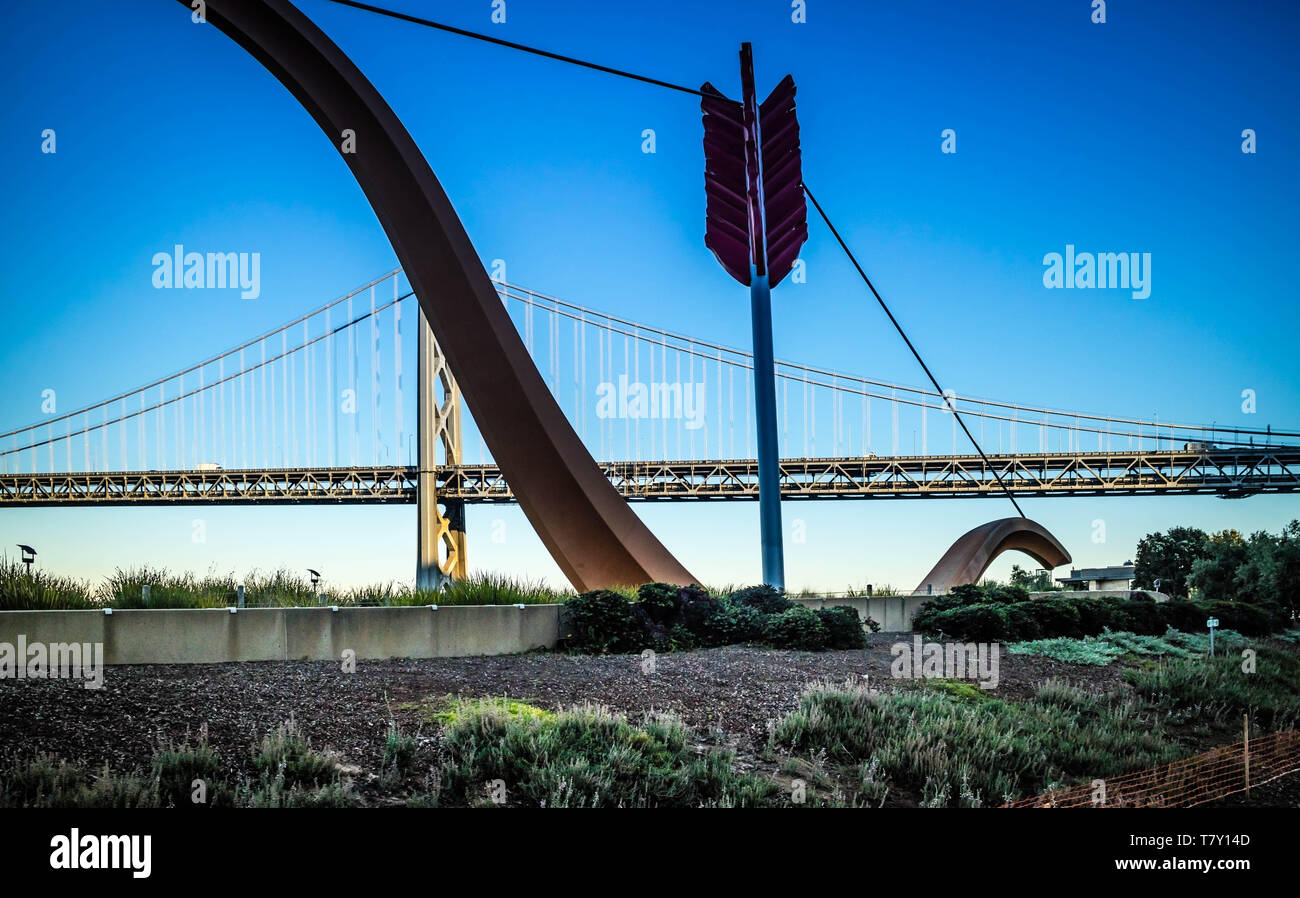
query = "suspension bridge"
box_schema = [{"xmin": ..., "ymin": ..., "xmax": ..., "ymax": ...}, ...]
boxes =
[
  {"xmin": 4, "ymin": 0, "xmax": 1298, "ymax": 591},
  {"xmin": 2, "ymin": 268, "xmax": 1298, "ymax": 581}
]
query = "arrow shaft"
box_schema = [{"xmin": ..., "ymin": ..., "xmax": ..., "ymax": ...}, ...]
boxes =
[
  {"xmin": 739, "ymin": 43, "xmax": 767, "ymax": 277},
  {"xmin": 750, "ymin": 272, "xmax": 785, "ymax": 589}
]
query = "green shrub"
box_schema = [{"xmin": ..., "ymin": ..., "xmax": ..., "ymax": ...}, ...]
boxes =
[
  {"xmin": 912, "ymin": 583, "xmax": 1010, "ymax": 631},
  {"xmin": 730, "ymin": 603, "xmax": 770, "ymax": 642},
  {"xmin": 1002, "ymin": 602, "xmax": 1041, "ymax": 641},
  {"xmin": 1199, "ymin": 600, "xmax": 1288, "ymax": 636},
  {"xmin": 1112, "ymin": 594, "xmax": 1165, "ymax": 635},
  {"xmin": 382, "ymin": 722, "xmax": 418, "ymax": 776},
  {"xmin": 922, "ymin": 603, "xmax": 1009, "ymax": 642},
  {"xmin": 242, "ymin": 568, "xmax": 320, "ymax": 606},
  {"xmin": 667, "ymin": 623, "xmax": 697, "ymax": 651},
  {"xmin": 772, "ymin": 679, "xmax": 1178, "ymax": 806},
  {"xmin": 910, "ymin": 602, "xmax": 952, "ymax": 633},
  {"xmin": 1064, "ymin": 594, "xmax": 1119, "ymax": 633},
  {"xmin": 1163, "ymin": 627, "xmax": 1248, "ymax": 653},
  {"xmin": 1160, "ymin": 597, "xmax": 1209, "ymax": 632},
  {"xmin": 562, "ymin": 590, "xmax": 647, "ymax": 654},
  {"xmin": 637, "ymin": 582, "xmax": 680, "ymax": 623},
  {"xmin": 763, "ymin": 605, "xmax": 829, "ymax": 651},
  {"xmin": 253, "ymin": 719, "xmax": 341, "ymax": 791},
  {"xmin": 433, "ymin": 572, "xmax": 566, "ymax": 606},
  {"xmin": 1007, "ymin": 635, "xmax": 1129, "ymax": 666},
  {"xmin": 0, "ymin": 755, "xmax": 159, "ymax": 808},
  {"xmin": 245, "ymin": 779, "xmax": 362, "ymax": 808},
  {"xmin": 153, "ymin": 733, "xmax": 227, "ymax": 808},
  {"xmin": 104, "ymin": 566, "xmax": 236, "ymax": 608},
  {"xmin": 986, "ymin": 585, "xmax": 1032, "ymax": 605},
  {"xmin": 1024, "ymin": 599, "xmax": 1083, "ymax": 639},
  {"xmin": 918, "ymin": 588, "xmax": 1289, "ymax": 643},
  {"xmin": 0, "ymin": 559, "xmax": 96, "ymax": 610},
  {"xmin": 1006, "ymin": 628, "xmax": 1222, "ymax": 666},
  {"xmin": 439, "ymin": 702, "xmax": 786, "ymax": 807},
  {"xmin": 559, "ymin": 583, "xmax": 860, "ymax": 655},
  {"xmin": 75, "ymin": 768, "xmax": 158, "ymax": 808},
  {"xmin": 924, "ymin": 678, "xmax": 991, "ymax": 702},
  {"xmin": 676, "ymin": 585, "xmax": 723, "ymax": 635},
  {"xmin": 814, "ymin": 606, "xmax": 866, "ymax": 649},
  {"xmin": 730, "ymin": 584, "xmax": 792, "ymax": 615},
  {"xmin": 947, "ymin": 584, "xmax": 994, "ymax": 606},
  {"xmin": 1125, "ymin": 647, "xmax": 1300, "ymax": 731},
  {"xmin": 0, "ymin": 754, "xmax": 92, "ymax": 808},
  {"xmin": 695, "ymin": 600, "xmax": 766, "ymax": 646}
]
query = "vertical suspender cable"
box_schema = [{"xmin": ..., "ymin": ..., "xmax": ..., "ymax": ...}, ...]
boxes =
[{"xmin": 393, "ymin": 278, "xmax": 402, "ymax": 464}]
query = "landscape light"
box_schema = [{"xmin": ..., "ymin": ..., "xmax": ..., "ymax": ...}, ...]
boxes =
[
  {"xmin": 17, "ymin": 544, "xmax": 36, "ymax": 572},
  {"xmin": 308, "ymin": 569, "xmax": 321, "ymax": 590}
]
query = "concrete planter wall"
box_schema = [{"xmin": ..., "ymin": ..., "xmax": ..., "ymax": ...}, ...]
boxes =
[
  {"xmin": 0, "ymin": 605, "xmax": 560, "ymax": 665},
  {"xmin": 0, "ymin": 594, "xmax": 930, "ymax": 667}
]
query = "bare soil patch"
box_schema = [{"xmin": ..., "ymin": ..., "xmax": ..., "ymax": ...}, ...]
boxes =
[{"xmin": 0, "ymin": 635, "xmax": 1126, "ymax": 781}]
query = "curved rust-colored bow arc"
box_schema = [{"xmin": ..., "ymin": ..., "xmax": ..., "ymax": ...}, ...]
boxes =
[
  {"xmin": 914, "ymin": 517, "xmax": 1072, "ymax": 596},
  {"xmin": 179, "ymin": 0, "xmax": 694, "ymax": 591}
]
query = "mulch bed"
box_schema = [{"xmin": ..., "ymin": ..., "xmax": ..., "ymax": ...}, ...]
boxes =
[{"xmin": 0, "ymin": 634, "xmax": 1125, "ymax": 781}]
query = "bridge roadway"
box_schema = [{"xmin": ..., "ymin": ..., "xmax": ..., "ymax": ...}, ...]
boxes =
[{"xmin": 1, "ymin": 448, "xmax": 1297, "ymax": 506}]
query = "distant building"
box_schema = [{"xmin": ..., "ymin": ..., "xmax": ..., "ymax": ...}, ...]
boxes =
[{"xmin": 1056, "ymin": 562, "xmax": 1136, "ymax": 591}]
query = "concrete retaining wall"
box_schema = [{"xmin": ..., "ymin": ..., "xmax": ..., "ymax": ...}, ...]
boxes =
[
  {"xmin": 791, "ymin": 595, "xmax": 931, "ymax": 632},
  {"xmin": 0, "ymin": 594, "xmax": 934, "ymax": 666},
  {"xmin": 0, "ymin": 605, "xmax": 560, "ymax": 665}
]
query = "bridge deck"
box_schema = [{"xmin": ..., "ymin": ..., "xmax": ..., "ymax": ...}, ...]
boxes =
[{"xmin": 1, "ymin": 449, "xmax": 1297, "ymax": 506}]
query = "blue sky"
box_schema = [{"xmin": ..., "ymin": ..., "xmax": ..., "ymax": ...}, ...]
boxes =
[{"xmin": 1, "ymin": 0, "xmax": 1297, "ymax": 592}]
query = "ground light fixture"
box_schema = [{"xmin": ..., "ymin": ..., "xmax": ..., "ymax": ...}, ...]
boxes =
[{"xmin": 17, "ymin": 544, "xmax": 36, "ymax": 572}]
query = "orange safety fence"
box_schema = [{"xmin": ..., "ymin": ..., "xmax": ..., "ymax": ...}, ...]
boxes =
[{"xmin": 1005, "ymin": 729, "xmax": 1300, "ymax": 808}]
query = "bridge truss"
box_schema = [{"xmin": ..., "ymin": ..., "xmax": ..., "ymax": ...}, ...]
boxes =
[{"xmin": 3, "ymin": 447, "xmax": 1296, "ymax": 506}]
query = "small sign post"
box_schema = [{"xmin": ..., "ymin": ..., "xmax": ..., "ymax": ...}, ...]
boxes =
[{"xmin": 1207, "ymin": 616, "xmax": 1219, "ymax": 655}]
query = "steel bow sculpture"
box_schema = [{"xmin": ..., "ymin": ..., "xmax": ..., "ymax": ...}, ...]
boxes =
[{"xmin": 181, "ymin": 0, "xmax": 695, "ymax": 591}]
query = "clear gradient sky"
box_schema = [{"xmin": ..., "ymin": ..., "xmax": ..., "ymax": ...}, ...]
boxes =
[{"xmin": 1, "ymin": 0, "xmax": 1297, "ymax": 593}]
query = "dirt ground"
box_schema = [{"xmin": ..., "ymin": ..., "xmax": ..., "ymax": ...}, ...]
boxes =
[{"xmin": 0, "ymin": 634, "xmax": 1129, "ymax": 784}]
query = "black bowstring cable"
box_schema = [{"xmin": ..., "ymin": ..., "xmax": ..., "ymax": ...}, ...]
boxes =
[
  {"xmin": 802, "ymin": 183, "xmax": 1025, "ymax": 517},
  {"xmin": 323, "ymin": 0, "xmax": 705, "ymax": 96},
  {"xmin": 323, "ymin": 0, "xmax": 1027, "ymax": 517}
]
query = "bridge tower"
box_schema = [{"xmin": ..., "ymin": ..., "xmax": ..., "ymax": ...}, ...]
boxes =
[{"xmin": 417, "ymin": 307, "xmax": 467, "ymax": 588}]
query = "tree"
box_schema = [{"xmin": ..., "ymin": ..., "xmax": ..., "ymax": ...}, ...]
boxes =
[
  {"xmin": 1133, "ymin": 526, "xmax": 1209, "ymax": 597},
  {"xmin": 1272, "ymin": 520, "xmax": 1300, "ymax": 614},
  {"xmin": 1215, "ymin": 521, "xmax": 1300, "ymax": 613},
  {"xmin": 1187, "ymin": 530, "xmax": 1248, "ymax": 602},
  {"xmin": 1010, "ymin": 564, "xmax": 1058, "ymax": 592}
]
